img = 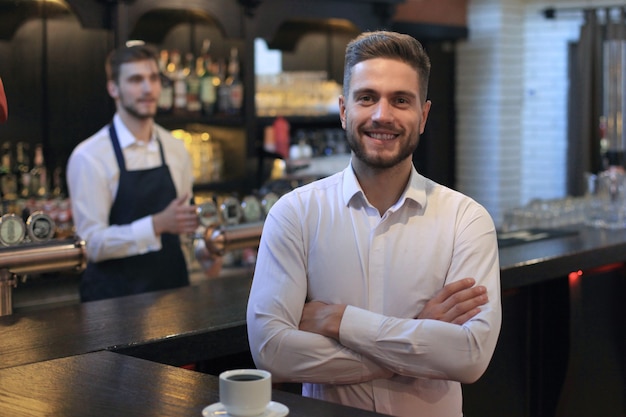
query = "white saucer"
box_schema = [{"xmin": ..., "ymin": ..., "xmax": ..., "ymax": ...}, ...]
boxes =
[{"xmin": 202, "ymin": 401, "xmax": 289, "ymax": 417}]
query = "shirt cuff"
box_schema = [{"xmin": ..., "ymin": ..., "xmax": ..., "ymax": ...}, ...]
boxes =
[
  {"xmin": 132, "ymin": 215, "xmax": 162, "ymax": 253},
  {"xmin": 339, "ymin": 305, "xmax": 382, "ymax": 350}
]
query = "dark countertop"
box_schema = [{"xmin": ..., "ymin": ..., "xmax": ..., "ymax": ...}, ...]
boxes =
[
  {"xmin": 0, "ymin": 350, "xmax": 391, "ymax": 417},
  {"xmin": 0, "ymin": 274, "xmax": 251, "ymax": 370},
  {"xmin": 499, "ymin": 225, "xmax": 626, "ymax": 288},
  {"xmin": 3, "ymin": 225, "xmax": 626, "ymax": 371},
  {"xmin": 1, "ymin": 224, "xmax": 625, "ymax": 416}
]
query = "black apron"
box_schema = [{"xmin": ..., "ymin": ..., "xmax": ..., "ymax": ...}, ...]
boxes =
[{"xmin": 80, "ymin": 124, "xmax": 189, "ymax": 302}]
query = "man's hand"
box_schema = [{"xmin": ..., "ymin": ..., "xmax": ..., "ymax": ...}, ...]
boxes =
[
  {"xmin": 299, "ymin": 301, "xmax": 347, "ymax": 340},
  {"xmin": 152, "ymin": 193, "xmax": 199, "ymax": 236},
  {"xmin": 299, "ymin": 278, "xmax": 487, "ymax": 339},
  {"xmin": 417, "ymin": 278, "xmax": 488, "ymax": 325}
]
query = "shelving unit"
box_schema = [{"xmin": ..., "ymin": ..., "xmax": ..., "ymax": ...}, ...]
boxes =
[
  {"xmin": 109, "ymin": 0, "xmax": 402, "ymax": 195},
  {"xmin": 0, "ymin": 0, "xmax": 461, "ymax": 195}
]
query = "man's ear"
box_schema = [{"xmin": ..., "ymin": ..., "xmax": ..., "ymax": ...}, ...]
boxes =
[
  {"xmin": 107, "ymin": 79, "xmax": 119, "ymax": 99},
  {"xmin": 339, "ymin": 95, "xmax": 346, "ymax": 129},
  {"xmin": 419, "ymin": 100, "xmax": 432, "ymax": 134}
]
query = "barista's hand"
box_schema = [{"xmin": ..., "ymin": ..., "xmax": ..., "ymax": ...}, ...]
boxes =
[
  {"xmin": 417, "ymin": 278, "xmax": 488, "ymax": 325},
  {"xmin": 152, "ymin": 193, "xmax": 199, "ymax": 236}
]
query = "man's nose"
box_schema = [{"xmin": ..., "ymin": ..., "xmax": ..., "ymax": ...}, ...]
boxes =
[
  {"xmin": 372, "ymin": 100, "xmax": 394, "ymax": 122},
  {"xmin": 143, "ymin": 78, "xmax": 156, "ymax": 91}
]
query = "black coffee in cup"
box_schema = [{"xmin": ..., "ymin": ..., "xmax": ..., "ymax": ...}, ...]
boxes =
[
  {"xmin": 227, "ymin": 374, "xmax": 264, "ymax": 382},
  {"xmin": 220, "ymin": 369, "xmax": 272, "ymax": 416}
]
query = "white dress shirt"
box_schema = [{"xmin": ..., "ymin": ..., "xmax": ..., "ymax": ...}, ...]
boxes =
[
  {"xmin": 66, "ymin": 114, "xmax": 194, "ymax": 263},
  {"xmin": 247, "ymin": 163, "xmax": 502, "ymax": 417}
]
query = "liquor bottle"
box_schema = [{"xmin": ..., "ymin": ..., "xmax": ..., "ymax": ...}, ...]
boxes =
[
  {"xmin": 226, "ymin": 47, "xmax": 244, "ymax": 115},
  {"xmin": 55, "ymin": 198, "xmax": 74, "ymax": 239},
  {"xmin": 185, "ymin": 52, "xmax": 201, "ymax": 113},
  {"xmin": 29, "ymin": 144, "xmax": 48, "ymax": 198},
  {"xmin": 216, "ymin": 59, "xmax": 231, "ymax": 114},
  {"xmin": 157, "ymin": 49, "xmax": 174, "ymax": 113},
  {"xmin": 0, "ymin": 142, "xmax": 18, "ymax": 207},
  {"xmin": 198, "ymin": 39, "xmax": 217, "ymax": 116},
  {"xmin": 273, "ymin": 116, "xmax": 290, "ymax": 159},
  {"xmin": 15, "ymin": 141, "xmax": 30, "ymax": 199},
  {"xmin": 51, "ymin": 166, "xmax": 64, "ymax": 198},
  {"xmin": 168, "ymin": 50, "xmax": 187, "ymax": 113}
]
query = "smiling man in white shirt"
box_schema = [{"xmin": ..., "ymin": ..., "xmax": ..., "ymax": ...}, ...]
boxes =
[{"xmin": 246, "ymin": 31, "xmax": 502, "ymax": 417}]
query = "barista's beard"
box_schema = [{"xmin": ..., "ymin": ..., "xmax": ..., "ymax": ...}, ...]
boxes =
[
  {"xmin": 120, "ymin": 101, "xmax": 155, "ymax": 120},
  {"xmin": 118, "ymin": 90, "xmax": 157, "ymax": 120}
]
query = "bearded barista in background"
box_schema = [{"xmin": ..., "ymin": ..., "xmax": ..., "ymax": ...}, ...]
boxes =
[{"xmin": 67, "ymin": 42, "xmax": 199, "ymax": 301}]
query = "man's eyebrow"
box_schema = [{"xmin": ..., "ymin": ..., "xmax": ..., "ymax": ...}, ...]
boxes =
[
  {"xmin": 352, "ymin": 88, "xmax": 418, "ymax": 98},
  {"xmin": 392, "ymin": 88, "xmax": 418, "ymax": 97},
  {"xmin": 126, "ymin": 71, "xmax": 159, "ymax": 79},
  {"xmin": 351, "ymin": 88, "xmax": 377, "ymax": 96}
]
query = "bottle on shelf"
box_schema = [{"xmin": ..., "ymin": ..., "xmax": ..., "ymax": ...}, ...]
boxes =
[
  {"xmin": 273, "ymin": 116, "xmax": 290, "ymax": 159},
  {"xmin": 216, "ymin": 58, "xmax": 231, "ymax": 115},
  {"xmin": 226, "ymin": 47, "xmax": 244, "ymax": 115},
  {"xmin": 29, "ymin": 144, "xmax": 48, "ymax": 199},
  {"xmin": 185, "ymin": 52, "xmax": 201, "ymax": 114},
  {"xmin": 15, "ymin": 141, "xmax": 30, "ymax": 199},
  {"xmin": 199, "ymin": 39, "xmax": 217, "ymax": 116},
  {"xmin": 168, "ymin": 50, "xmax": 187, "ymax": 113},
  {"xmin": 0, "ymin": 142, "xmax": 18, "ymax": 211},
  {"xmin": 157, "ymin": 49, "xmax": 174, "ymax": 114},
  {"xmin": 51, "ymin": 166, "xmax": 65, "ymax": 198},
  {"xmin": 55, "ymin": 198, "xmax": 74, "ymax": 239}
]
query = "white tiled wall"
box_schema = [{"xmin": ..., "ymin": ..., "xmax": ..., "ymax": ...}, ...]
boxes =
[
  {"xmin": 456, "ymin": 0, "xmax": 525, "ymax": 227},
  {"xmin": 456, "ymin": 0, "xmax": 623, "ymax": 226}
]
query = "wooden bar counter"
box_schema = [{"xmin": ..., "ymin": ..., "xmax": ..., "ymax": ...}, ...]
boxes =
[
  {"xmin": 0, "ymin": 350, "xmax": 391, "ymax": 417},
  {"xmin": 0, "ymin": 273, "xmax": 252, "ymax": 370},
  {"xmin": 0, "ymin": 225, "xmax": 624, "ymax": 416}
]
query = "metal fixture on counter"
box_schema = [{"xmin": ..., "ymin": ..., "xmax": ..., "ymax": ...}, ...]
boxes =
[
  {"xmin": 196, "ymin": 201, "xmax": 264, "ymax": 257},
  {"xmin": 0, "ymin": 214, "xmax": 26, "ymax": 246},
  {"xmin": 202, "ymin": 221, "xmax": 264, "ymax": 257},
  {"xmin": 241, "ymin": 195, "xmax": 263, "ymax": 223},
  {"xmin": 219, "ymin": 196, "xmax": 244, "ymax": 226},
  {"xmin": 0, "ymin": 211, "xmax": 57, "ymax": 247},
  {"xmin": 26, "ymin": 212, "xmax": 57, "ymax": 242},
  {"xmin": 0, "ymin": 238, "xmax": 87, "ymax": 316},
  {"xmin": 198, "ymin": 196, "xmax": 263, "ymax": 256},
  {"xmin": 197, "ymin": 199, "xmax": 220, "ymax": 228}
]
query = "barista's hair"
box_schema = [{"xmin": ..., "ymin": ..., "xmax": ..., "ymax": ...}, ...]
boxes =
[
  {"xmin": 105, "ymin": 41, "xmax": 160, "ymax": 84},
  {"xmin": 343, "ymin": 31, "xmax": 431, "ymax": 102}
]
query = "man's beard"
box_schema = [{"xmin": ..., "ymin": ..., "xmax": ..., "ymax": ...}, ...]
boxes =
[
  {"xmin": 120, "ymin": 92, "xmax": 156, "ymax": 120},
  {"xmin": 346, "ymin": 129, "xmax": 419, "ymax": 170}
]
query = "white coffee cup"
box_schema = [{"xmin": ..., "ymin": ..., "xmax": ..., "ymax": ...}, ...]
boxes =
[{"xmin": 219, "ymin": 369, "xmax": 272, "ymax": 416}]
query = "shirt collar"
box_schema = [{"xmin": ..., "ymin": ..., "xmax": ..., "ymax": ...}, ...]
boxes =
[
  {"xmin": 342, "ymin": 160, "xmax": 428, "ymax": 211},
  {"xmin": 113, "ymin": 113, "xmax": 158, "ymax": 150}
]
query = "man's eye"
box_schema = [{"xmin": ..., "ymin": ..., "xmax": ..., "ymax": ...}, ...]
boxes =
[
  {"xmin": 395, "ymin": 97, "xmax": 413, "ymax": 107},
  {"xmin": 358, "ymin": 95, "xmax": 373, "ymax": 103}
]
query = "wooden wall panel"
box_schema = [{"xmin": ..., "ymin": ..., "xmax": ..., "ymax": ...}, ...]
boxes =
[{"xmin": 394, "ymin": 0, "xmax": 468, "ymax": 27}]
